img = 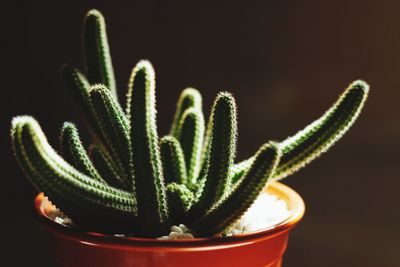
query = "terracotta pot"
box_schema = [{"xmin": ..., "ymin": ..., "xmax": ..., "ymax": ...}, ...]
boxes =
[{"xmin": 34, "ymin": 181, "xmax": 305, "ymax": 267}]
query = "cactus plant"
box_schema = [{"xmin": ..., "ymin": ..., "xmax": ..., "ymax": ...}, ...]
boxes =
[{"xmin": 10, "ymin": 9, "xmax": 369, "ymax": 238}]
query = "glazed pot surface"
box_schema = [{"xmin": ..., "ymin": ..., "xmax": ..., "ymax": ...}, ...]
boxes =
[{"xmin": 34, "ymin": 182, "xmax": 305, "ymax": 267}]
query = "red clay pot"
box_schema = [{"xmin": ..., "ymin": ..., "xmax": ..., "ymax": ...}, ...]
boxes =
[{"xmin": 34, "ymin": 181, "xmax": 305, "ymax": 267}]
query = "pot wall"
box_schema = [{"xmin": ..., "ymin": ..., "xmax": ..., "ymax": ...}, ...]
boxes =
[{"xmin": 48, "ymin": 231, "xmax": 288, "ymax": 267}]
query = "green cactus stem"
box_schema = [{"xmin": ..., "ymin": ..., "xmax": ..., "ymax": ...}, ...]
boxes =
[
  {"xmin": 126, "ymin": 60, "xmax": 168, "ymax": 236},
  {"xmin": 231, "ymin": 80, "xmax": 369, "ymax": 182},
  {"xmin": 176, "ymin": 107, "xmax": 204, "ymax": 184},
  {"xmin": 166, "ymin": 183, "xmax": 194, "ymax": 225},
  {"xmin": 60, "ymin": 122, "xmax": 104, "ymax": 183},
  {"xmin": 83, "ymin": 9, "xmax": 117, "ymax": 99},
  {"xmin": 170, "ymin": 88, "xmax": 202, "ymax": 138},
  {"xmin": 230, "ymin": 157, "xmax": 253, "ymax": 185},
  {"xmin": 191, "ymin": 142, "xmax": 281, "ymax": 236},
  {"xmin": 89, "ymin": 85, "xmax": 131, "ymax": 183},
  {"xmin": 189, "ymin": 92, "xmax": 237, "ymax": 219},
  {"xmin": 11, "ymin": 116, "xmax": 137, "ymax": 232},
  {"xmin": 61, "ymin": 66, "xmax": 100, "ymax": 136},
  {"xmin": 160, "ymin": 135, "xmax": 187, "ymax": 185},
  {"xmin": 89, "ymin": 144, "xmax": 128, "ymax": 190}
]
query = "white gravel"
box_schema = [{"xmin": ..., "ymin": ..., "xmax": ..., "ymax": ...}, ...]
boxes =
[
  {"xmin": 45, "ymin": 200, "xmax": 73, "ymax": 226},
  {"xmin": 157, "ymin": 224, "xmax": 195, "ymax": 240},
  {"xmin": 228, "ymin": 192, "xmax": 290, "ymax": 235}
]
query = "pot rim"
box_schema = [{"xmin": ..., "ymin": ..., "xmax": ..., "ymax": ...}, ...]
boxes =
[{"xmin": 34, "ymin": 181, "xmax": 305, "ymax": 249}]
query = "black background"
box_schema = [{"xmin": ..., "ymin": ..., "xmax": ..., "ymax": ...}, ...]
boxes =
[{"xmin": 1, "ymin": 1, "xmax": 399, "ymax": 266}]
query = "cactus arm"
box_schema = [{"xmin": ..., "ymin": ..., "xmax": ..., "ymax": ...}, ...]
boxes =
[
  {"xmin": 176, "ymin": 107, "xmax": 205, "ymax": 184},
  {"xmin": 61, "ymin": 65, "xmax": 101, "ymax": 135},
  {"xmin": 59, "ymin": 124, "xmax": 75, "ymax": 167},
  {"xmin": 190, "ymin": 142, "xmax": 280, "ymax": 236},
  {"xmin": 61, "ymin": 68, "xmax": 125, "ymax": 184},
  {"xmin": 275, "ymin": 80, "xmax": 369, "ymax": 179},
  {"xmin": 230, "ymin": 80, "xmax": 369, "ymax": 182},
  {"xmin": 229, "ymin": 157, "xmax": 254, "ymax": 185},
  {"xmin": 166, "ymin": 182, "xmax": 194, "ymax": 225},
  {"xmin": 170, "ymin": 88, "xmax": 202, "ymax": 137},
  {"xmin": 60, "ymin": 122, "xmax": 105, "ymax": 183},
  {"xmin": 189, "ymin": 92, "xmax": 237, "ymax": 218},
  {"xmin": 126, "ymin": 60, "xmax": 168, "ymax": 236},
  {"xmin": 198, "ymin": 101, "xmax": 215, "ymax": 176},
  {"xmin": 89, "ymin": 85, "xmax": 132, "ymax": 186},
  {"xmin": 89, "ymin": 144, "xmax": 128, "ymax": 190},
  {"xmin": 11, "ymin": 117, "xmax": 137, "ymax": 231},
  {"xmin": 160, "ymin": 136, "xmax": 187, "ymax": 185},
  {"xmin": 83, "ymin": 9, "xmax": 117, "ymax": 100}
]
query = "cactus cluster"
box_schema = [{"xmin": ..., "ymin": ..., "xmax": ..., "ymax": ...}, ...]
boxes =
[{"xmin": 10, "ymin": 10, "xmax": 369, "ymax": 238}]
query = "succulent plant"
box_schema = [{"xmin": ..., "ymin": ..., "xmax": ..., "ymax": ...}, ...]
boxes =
[{"xmin": 10, "ymin": 9, "xmax": 369, "ymax": 238}]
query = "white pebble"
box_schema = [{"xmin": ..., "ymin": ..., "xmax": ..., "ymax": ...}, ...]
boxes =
[{"xmin": 229, "ymin": 192, "xmax": 290, "ymax": 234}]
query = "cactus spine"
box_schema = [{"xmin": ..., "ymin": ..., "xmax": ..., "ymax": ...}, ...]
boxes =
[{"xmin": 10, "ymin": 9, "xmax": 369, "ymax": 237}]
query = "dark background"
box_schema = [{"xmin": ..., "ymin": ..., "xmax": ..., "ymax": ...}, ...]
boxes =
[{"xmin": 1, "ymin": 1, "xmax": 399, "ymax": 266}]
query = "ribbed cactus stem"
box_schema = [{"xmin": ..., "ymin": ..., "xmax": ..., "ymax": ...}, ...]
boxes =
[
  {"xmin": 190, "ymin": 92, "xmax": 237, "ymax": 218},
  {"xmin": 176, "ymin": 107, "xmax": 204, "ymax": 183},
  {"xmin": 231, "ymin": 80, "xmax": 369, "ymax": 182},
  {"xmin": 160, "ymin": 136, "xmax": 187, "ymax": 185},
  {"xmin": 276, "ymin": 80, "xmax": 369, "ymax": 179},
  {"xmin": 11, "ymin": 116, "xmax": 137, "ymax": 231},
  {"xmin": 89, "ymin": 85, "xmax": 132, "ymax": 186},
  {"xmin": 166, "ymin": 183, "xmax": 194, "ymax": 224},
  {"xmin": 230, "ymin": 157, "xmax": 253, "ymax": 185},
  {"xmin": 61, "ymin": 65, "xmax": 100, "ymax": 136},
  {"xmin": 89, "ymin": 144, "xmax": 128, "ymax": 190},
  {"xmin": 170, "ymin": 88, "xmax": 202, "ymax": 137},
  {"xmin": 60, "ymin": 122, "xmax": 104, "ymax": 183},
  {"xmin": 83, "ymin": 9, "xmax": 117, "ymax": 99},
  {"xmin": 190, "ymin": 142, "xmax": 281, "ymax": 236},
  {"xmin": 126, "ymin": 60, "xmax": 168, "ymax": 236}
]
